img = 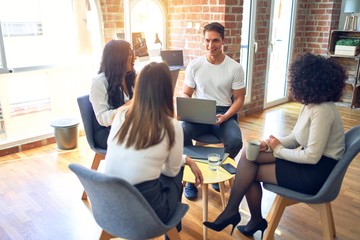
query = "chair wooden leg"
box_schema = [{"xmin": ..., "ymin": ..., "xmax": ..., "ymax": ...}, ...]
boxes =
[
  {"xmin": 264, "ymin": 195, "xmax": 297, "ymax": 240},
  {"xmin": 99, "ymin": 230, "xmax": 114, "ymax": 240},
  {"xmin": 311, "ymin": 203, "xmax": 336, "ymax": 240},
  {"xmin": 166, "ymin": 226, "xmax": 181, "ymax": 240},
  {"xmin": 82, "ymin": 153, "xmax": 105, "ymax": 200},
  {"xmin": 218, "ymin": 182, "xmax": 227, "ymax": 209},
  {"xmin": 327, "ymin": 203, "xmax": 336, "ymax": 238},
  {"xmin": 228, "ymin": 178, "xmax": 234, "ymax": 189}
]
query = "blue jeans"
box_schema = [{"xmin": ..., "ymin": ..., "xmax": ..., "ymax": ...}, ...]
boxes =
[{"xmin": 181, "ymin": 106, "xmax": 243, "ymax": 159}]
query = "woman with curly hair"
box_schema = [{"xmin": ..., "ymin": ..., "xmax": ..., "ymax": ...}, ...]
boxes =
[
  {"xmin": 203, "ymin": 53, "xmax": 347, "ymax": 238},
  {"xmin": 90, "ymin": 40, "xmax": 136, "ymax": 149}
]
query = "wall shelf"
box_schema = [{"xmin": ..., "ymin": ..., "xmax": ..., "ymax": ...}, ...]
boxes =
[{"xmin": 328, "ymin": 30, "xmax": 360, "ymax": 108}]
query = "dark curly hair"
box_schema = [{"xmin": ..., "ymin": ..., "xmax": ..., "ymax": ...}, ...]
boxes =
[{"xmin": 288, "ymin": 53, "xmax": 347, "ymax": 105}]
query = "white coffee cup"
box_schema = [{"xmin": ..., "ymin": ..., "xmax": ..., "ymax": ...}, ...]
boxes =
[
  {"xmin": 208, "ymin": 153, "xmax": 220, "ymax": 171},
  {"xmin": 246, "ymin": 139, "xmax": 260, "ymax": 161}
]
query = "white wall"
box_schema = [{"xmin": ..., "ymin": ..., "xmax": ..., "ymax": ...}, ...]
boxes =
[{"xmin": 339, "ymin": 0, "xmax": 360, "ymax": 31}]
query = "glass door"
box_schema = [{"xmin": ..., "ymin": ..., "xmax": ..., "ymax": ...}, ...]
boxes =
[
  {"xmin": 240, "ymin": 0, "xmax": 257, "ymax": 104},
  {"xmin": 264, "ymin": 0, "xmax": 297, "ymax": 108}
]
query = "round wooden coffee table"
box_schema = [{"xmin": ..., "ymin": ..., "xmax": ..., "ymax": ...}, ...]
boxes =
[{"xmin": 183, "ymin": 158, "xmax": 236, "ymax": 240}]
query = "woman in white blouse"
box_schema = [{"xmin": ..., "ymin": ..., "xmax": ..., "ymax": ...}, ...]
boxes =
[
  {"xmin": 90, "ymin": 40, "xmax": 136, "ymax": 149},
  {"xmin": 105, "ymin": 62, "xmax": 203, "ymax": 224},
  {"xmin": 203, "ymin": 53, "xmax": 347, "ymax": 238}
]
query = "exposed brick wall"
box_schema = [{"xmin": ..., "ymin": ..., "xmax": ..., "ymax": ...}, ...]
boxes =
[
  {"xmin": 167, "ymin": 0, "xmax": 242, "ymax": 64},
  {"xmin": 97, "ymin": 0, "xmax": 343, "ymax": 115},
  {"xmin": 99, "ymin": 0, "xmax": 125, "ymax": 43},
  {"xmin": 293, "ymin": 0, "xmax": 342, "ymax": 57}
]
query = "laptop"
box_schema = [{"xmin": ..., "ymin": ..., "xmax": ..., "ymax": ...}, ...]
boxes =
[
  {"xmin": 161, "ymin": 50, "xmax": 185, "ymax": 70},
  {"xmin": 176, "ymin": 97, "xmax": 217, "ymax": 125},
  {"xmin": 183, "ymin": 145, "xmax": 228, "ymax": 164}
]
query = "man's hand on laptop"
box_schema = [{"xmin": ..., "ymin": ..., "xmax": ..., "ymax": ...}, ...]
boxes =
[{"xmin": 215, "ymin": 113, "xmax": 228, "ymax": 126}]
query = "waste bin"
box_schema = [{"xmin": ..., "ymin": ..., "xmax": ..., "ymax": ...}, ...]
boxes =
[{"xmin": 51, "ymin": 118, "xmax": 79, "ymax": 150}]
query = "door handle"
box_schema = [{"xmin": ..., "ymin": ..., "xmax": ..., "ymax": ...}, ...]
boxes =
[
  {"xmin": 269, "ymin": 42, "xmax": 274, "ymax": 52},
  {"xmin": 254, "ymin": 42, "xmax": 258, "ymax": 53}
]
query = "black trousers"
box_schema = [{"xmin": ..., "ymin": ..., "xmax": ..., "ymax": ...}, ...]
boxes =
[{"xmin": 93, "ymin": 125, "xmax": 110, "ymax": 149}]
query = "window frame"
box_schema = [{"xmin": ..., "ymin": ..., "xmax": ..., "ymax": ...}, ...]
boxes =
[
  {"xmin": 124, "ymin": 0, "xmax": 167, "ymax": 52},
  {"xmin": 0, "ymin": 22, "xmax": 9, "ymax": 73}
]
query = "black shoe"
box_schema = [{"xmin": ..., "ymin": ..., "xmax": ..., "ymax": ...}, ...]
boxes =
[
  {"xmin": 184, "ymin": 183, "xmax": 198, "ymax": 200},
  {"xmin": 203, "ymin": 212, "xmax": 241, "ymax": 236},
  {"xmin": 237, "ymin": 218, "xmax": 268, "ymax": 239},
  {"xmin": 212, "ymin": 183, "xmax": 220, "ymax": 192}
]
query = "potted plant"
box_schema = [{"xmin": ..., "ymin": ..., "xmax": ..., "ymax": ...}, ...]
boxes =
[{"xmin": 335, "ymin": 38, "xmax": 360, "ymax": 56}]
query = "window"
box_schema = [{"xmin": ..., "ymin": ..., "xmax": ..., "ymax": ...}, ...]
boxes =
[
  {"xmin": 0, "ymin": 0, "xmax": 101, "ymax": 145},
  {"xmin": 0, "ymin": 24, "xmax": 6, "ymax": 72},
  {"xmin": 0, "ymin": 0, "xmax": 87, "ymax": 71},
  {"xmin": 125, "ymin": 0, "xmax": 166, "ymax": 57}
]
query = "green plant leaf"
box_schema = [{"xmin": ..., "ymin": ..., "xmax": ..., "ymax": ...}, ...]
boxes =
[{"xmin": 336, "ymin": 38, "xmax": 360, "ymax": 46}]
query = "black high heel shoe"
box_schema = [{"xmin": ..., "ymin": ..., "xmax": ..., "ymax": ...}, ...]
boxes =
[
  {"xmin": 203, "ymin": 212, "xmax": 241, "ymax": 236},
  {"xmin": 237, "ymin": 218, "xmax": 268, "ymax": 239}
]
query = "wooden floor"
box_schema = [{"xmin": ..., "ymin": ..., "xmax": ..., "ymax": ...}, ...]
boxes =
[{"xmin": 0, "ymin": 102, "xmax": 359, "ymax": 240}]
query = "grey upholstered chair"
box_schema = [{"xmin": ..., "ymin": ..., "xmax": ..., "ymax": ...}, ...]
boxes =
[
  {"xmin": 77, "ymin": 95, "xmax": 107, "ymax": 200},
  {"xmin": 69, "ymin": 163, "xmax": 189, "ymax": 240},
  {"xmin": 263, "ymin": 125, "xmax": 360, "ymax": 240}
]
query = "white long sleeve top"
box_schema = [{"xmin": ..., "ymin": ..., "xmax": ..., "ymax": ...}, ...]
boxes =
[
  {"xmin": 89, "ymin": 72, "xmax": 129, "ymax": 127},
  {"xmin": 273, "ymin": 102, "xmax": 345, "ymax": 164},
  {"xmin": 104, "ymin": 107, "xmax": 186, "ymax": 185}
]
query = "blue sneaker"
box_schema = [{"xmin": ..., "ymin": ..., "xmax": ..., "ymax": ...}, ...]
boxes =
[
  {"xmin": 212, "ymin": 183, "xmax": 220, "ymax": 192},
  {"xmin": 184, "ymin": 183, "xmax": 198, "ymax": 200}
]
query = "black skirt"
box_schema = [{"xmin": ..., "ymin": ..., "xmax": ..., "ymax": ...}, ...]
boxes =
[
  {"xmin": 276, "ymin": 156, "xmax": 337, "ymax": 195},
  {"xmin": 135, "ymin": 167, "xmax": 184, "ymax": 223}
]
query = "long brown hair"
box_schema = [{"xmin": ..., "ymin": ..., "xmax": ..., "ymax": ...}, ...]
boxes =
[
  {"xmin": 116, "ymin": 62, "xmax": 175, "ymax": 150},
  {"xmin": 99, "ymin": 40, "xmax": 135, "ymax": 109}
]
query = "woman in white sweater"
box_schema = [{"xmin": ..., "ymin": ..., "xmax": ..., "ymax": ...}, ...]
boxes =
[
  {"xmin": 105, "ymin": 62, "xmax": 203, "ymax": 224},
  {"xmin": 203, "ymin": 53, "xmax": 347, "ymax": 238},
  {"xmin": 90, "ymin": 40, "xmax": 136, "ymax": 149}
]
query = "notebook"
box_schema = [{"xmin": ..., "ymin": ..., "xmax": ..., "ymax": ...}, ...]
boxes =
[
  {"xmin": 161, "ymin": 50, "xmax": 185, "ymax": 70},
  {"xmin": 176, "ymin": 97, "xmax": 217, "ymax": 125},
  {"xmin": 183, "ymin": 146, "xmax": 228, "ymax": 164}
]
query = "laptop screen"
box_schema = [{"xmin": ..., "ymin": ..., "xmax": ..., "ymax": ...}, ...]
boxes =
[
  {"xmin": 176, "ymin": 97, "xmax": 217, "ymax": 125},
  {"xmin": 161, "ymin": 50, "xmax": 184, "ymax": 67}
]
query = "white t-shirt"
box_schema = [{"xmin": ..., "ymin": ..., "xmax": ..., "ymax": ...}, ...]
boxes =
[
  {"xmin": 274, "ymin": 102, "xmax": 345, "ymax": 164},
  {"xmin": 184, "ymin": 55, "xmax": 245, "ymax": 106},
  {"xmin": 104, "ymin": 107, "xmax": 185, "ymax": 185}
]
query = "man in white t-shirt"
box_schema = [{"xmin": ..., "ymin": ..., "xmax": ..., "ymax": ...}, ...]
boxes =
[{"xmin": 182, "ymin": 22, "xmax": 245, "ymax": 199}]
